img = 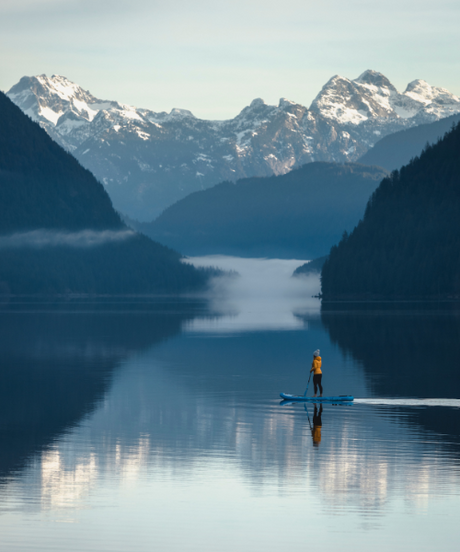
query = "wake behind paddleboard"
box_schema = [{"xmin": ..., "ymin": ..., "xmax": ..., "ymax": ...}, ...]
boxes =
[{"xmin": 280, "ymin": 392, "xmax": 354, "ymax": 402}]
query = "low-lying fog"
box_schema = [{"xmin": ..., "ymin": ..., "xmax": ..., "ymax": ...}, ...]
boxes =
[
  {"xmin": 0, "ymin": 229, "xmax": 135, "ymax": 248},
  {"xmin": 184, "ymin": 256, "xmax": 321, "ymax": 332}
]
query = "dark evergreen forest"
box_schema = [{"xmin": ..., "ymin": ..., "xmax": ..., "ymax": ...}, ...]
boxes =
[
  {"xmin": 0, "ymin": 92, "xmax": 209, "ymax": 294},
  {"xmin": 292, "ymin": 255, "xmax": 327, "ymax": 277},
  {"xmin": 321, "ymin": 123, "xmax": 460, "ymax": 299},
  {"xmin": 140, "ymin": 162, "xmax": 387, "ymax": 259}
]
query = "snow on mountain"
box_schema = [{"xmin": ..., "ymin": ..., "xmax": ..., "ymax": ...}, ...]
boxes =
[
  {"xmin": 309, "ymin": 70, "xmax": 460, "ymax": 125},
  {"xmin": 7, "ymin": 71, "xmax": 460, "ymax": 221}
]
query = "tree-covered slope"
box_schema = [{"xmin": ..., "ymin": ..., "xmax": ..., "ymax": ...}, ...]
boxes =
[
  {"xmin": 0, "ymin": 91, "xmax": 122, "ymax": 233},
  {"xmin": 140, "ymin": 162, "xmax": 387, "ymax": 259},
  {"xmin": 293, "ymin": 256, "xmax": 327, "ymax": 277},
  {"xmin": 321, "ymin": 123, "xmax": 460, "ymax": 299},
  {"xmin": 0, "ymin": 92, "xmax": 207, "ymax": 294},
  {"xmin": 358, "ymin": 113, "xmax": 460, "ymax": 172}
]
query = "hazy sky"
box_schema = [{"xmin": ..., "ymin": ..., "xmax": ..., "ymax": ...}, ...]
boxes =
[{"xmin": 1, "ymin": 0, "xmax": 459, "ymax": 119}]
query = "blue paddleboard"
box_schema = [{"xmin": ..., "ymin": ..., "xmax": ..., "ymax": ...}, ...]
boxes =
[{"xmin": 280, "ymin": 393, "xmax": 354, "ymax": 402}]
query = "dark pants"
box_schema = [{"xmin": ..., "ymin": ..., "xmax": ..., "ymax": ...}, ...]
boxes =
[
  {"xmin": 313, "ymin": 374, "xmax": 323, "ymax": 395},
  {"xmin": 313, "ymin": 404, "xmax": 323, "ymax": 425}
]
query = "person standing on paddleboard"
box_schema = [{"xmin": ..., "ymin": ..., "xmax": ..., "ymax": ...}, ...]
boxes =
[{"xmin": 310, "ymin": 349, "xmax": 322, "ymax": 398}]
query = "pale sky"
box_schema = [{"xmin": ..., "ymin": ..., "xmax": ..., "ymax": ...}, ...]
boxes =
[{"xmin": 1, "ymin": 0, "xmax": 459, "ymax": 119}]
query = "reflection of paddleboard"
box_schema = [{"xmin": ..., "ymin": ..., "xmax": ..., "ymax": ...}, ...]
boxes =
[{"xmin": 280, "ymin": 393, "xmax": 354, "ymax": 402}]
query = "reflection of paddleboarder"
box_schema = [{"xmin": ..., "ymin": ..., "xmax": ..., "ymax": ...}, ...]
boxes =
[
  {"xmin": 312, "ymin": 404, "xmax": 323, "ymax": 447},
  {"xmin": 310, "ymin": 349, "xmax": 323, "ymax": 398}
]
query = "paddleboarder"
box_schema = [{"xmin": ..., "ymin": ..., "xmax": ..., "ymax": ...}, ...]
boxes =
[{"xmin": 310, "ymin": 349, "xmax": 323, "ymax": 397}]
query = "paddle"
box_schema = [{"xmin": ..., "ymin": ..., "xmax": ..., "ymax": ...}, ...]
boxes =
[
  {"xmin": 304, "ymin": 403, "xmax": 313, "ymax": 431},
  {"xmin": 304, "ymin": 372, "xmax": 312, "ymax": 397}
]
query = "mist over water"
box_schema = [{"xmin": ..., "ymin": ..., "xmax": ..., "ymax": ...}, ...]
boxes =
[
  {"xmin": 0, "ymin": 229, "xmax": 135, "ymax": 249},
  {"xmin": 185, "ymin": 256, "xmax": 321, "ymax": 332}
]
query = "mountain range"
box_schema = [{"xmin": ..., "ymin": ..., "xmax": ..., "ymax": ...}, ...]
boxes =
[{"xmin": 7, "ymin": 71, "xmax": 460, "ymax": 220}]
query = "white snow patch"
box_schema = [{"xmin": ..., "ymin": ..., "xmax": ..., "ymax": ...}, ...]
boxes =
[
  {"xmin": 117, "ymin": 105, "xmax": 143, "ymax": 121},
  {"xmin": 36, "ymin": 75, "xmax": 82, "ymax": 101},
  {"xmin": 38, "ymin": 106, "xmax": 62, "ymax": 125},
  {"xmin": 136, "ymin": 130, "xmax": 150, "ymax": 141},
  {"xmin": 194, "ymin": 154, "xmax": 212, "ymax": 164},
  {"xmin": 71, "ymin": 98, "xmax": 97, "ymax": 120}
]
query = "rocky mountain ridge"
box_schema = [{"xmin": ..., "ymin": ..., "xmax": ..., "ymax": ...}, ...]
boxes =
[{"xmin": 7, "ymin": 71, "xmax": 460, "ymax": 220}]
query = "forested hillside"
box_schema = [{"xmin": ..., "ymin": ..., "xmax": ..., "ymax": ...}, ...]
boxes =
[
  {"xmin": 358, "ymin": 113, "xmax": 460, "ymax": 171},
  {"xmin": 0, "ymin": 92, "xmax": 208, "ymax": 294},
  {"xmin": 321, "ymin": 123, "xmax": 460, "ymax": 299},
  {"xmin": 0, "ymin": 92, "xmax": 122, "ymax": 232},
  {"xmin": 293, "ymin": 256, "xmax": 327, "ymax": 277},
  {"xmin": 140, "ymin": 163, "xmax": 387, "ymax": 259}
]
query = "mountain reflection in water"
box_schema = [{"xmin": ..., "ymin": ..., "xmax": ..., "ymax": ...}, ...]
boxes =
[{"xmin": 0, "ymin": 261, "xmax": 459, "ymax": 552}]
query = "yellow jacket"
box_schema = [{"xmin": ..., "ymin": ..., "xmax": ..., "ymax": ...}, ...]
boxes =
[
  {"xmin": 311, "ymin": 356, "xmax": 322, "ymax": 374},
  {"xmin": 312, "ymin": 426, "xmax": 322, "ymax": 444}
]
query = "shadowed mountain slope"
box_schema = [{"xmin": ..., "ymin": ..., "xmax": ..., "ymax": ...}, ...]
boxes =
[
  {"xmin": 358, "ymin": 113, "xmax": 460, "ymax": 171},
  {"xmin": 139, "ymin": 162, "xmax": 387, "ymax": 259}
]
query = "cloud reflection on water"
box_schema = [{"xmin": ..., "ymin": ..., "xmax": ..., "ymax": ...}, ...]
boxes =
[{"xmin": 184, "ymin": 256, "xmax": 321, "ymax": 332}]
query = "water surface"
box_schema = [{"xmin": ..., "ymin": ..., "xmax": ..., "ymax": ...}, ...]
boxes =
[{"xmin": 0, "ymin": 258, "xmax": 459, "ymax": 551}]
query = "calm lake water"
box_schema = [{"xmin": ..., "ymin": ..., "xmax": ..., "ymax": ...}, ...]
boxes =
[{"xmin": 0, "ymin": 257, "xmax": 459, "ymax": 551}]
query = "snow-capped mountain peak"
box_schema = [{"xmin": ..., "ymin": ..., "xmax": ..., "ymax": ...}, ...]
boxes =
[
  {"xmin": 353, "ymin": 70, "xmax": 396, "ymax": 91},
  {"xmin": 7, "ymin": 71, "xmax": 460, "ymax": 221},
  {"xmin": 37, "ymin": 74, "xmax": 93, "ymax": 102},
  {"xmin": 309, "ymin": 70, "xmax": 460, "ymax": 125},
  {"xmin": 404, "ymin": 79, "xmax": 460, "ymax": 107},
  {"xmin": 7, "ymin": 74, "xmax": 115, "ymax": 127}
]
